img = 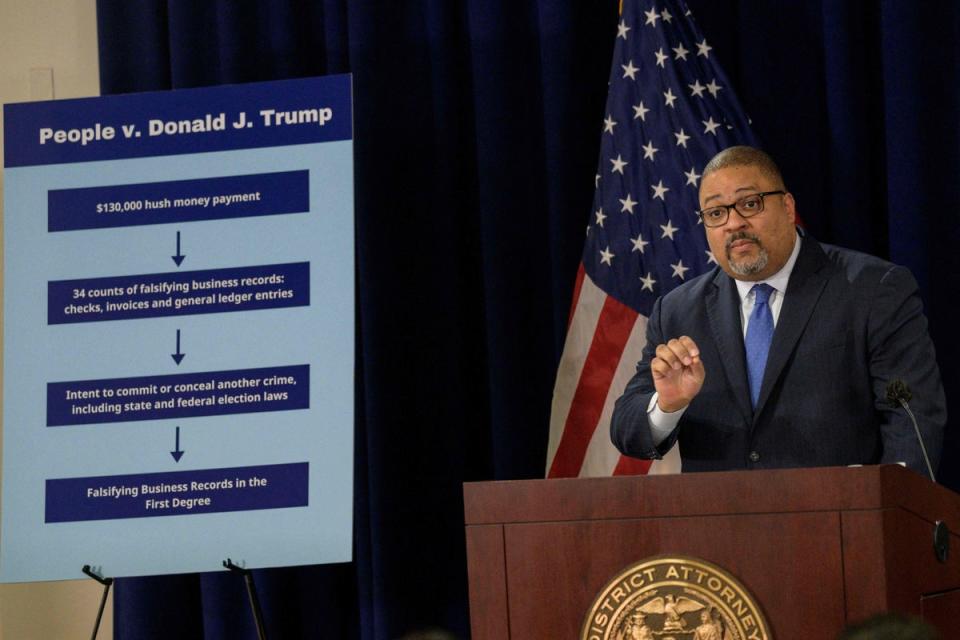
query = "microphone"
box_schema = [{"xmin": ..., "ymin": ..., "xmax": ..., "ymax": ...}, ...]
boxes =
[
  {"xmin": 885, "ymin": 379, "xmax": 912, "ymax": 405},
  {"xmin": 886, "ymin": 379, "xmax": 935, "ymax": 482}
]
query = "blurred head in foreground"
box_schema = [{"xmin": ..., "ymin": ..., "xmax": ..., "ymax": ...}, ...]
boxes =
[{"xmin": 838, "ymin": 612, "xmax": 939, "ymax": 640}]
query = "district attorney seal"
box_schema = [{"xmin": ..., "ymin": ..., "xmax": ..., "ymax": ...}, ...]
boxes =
[{"xmin": 581, "ymin": 555, "xmax": 772, "ymax": 640}]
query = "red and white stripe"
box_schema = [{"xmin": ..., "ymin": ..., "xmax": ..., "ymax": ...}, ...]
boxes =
[{"xmin": 546, "ymin": 265, "xmax": 680, "ymax": 477}]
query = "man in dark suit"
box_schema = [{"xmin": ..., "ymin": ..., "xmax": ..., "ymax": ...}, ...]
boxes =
[{"xmin": 610, "ymin": 146, "xmax": 946, "ymax": 476}]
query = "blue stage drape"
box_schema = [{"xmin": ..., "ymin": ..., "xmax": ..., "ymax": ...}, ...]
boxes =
[{"xmin": 95, "ymin": 1, "xmax": 960, "ymax": 638}]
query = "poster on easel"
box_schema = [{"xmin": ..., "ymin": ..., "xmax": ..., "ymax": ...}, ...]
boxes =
[{"xmin": 1, "ymin": 74, "xmax": 354, "ymax": 582}]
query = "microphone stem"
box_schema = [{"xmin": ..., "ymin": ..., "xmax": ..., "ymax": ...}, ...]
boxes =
[{"xmin": 900, "ymin": 398, "xmax": 935, "ymax": 482}]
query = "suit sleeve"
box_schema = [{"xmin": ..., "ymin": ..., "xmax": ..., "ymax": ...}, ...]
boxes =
[
  {"xmin": 610, "ymin": 296, "xmax": 681, "ymax": 459},
  {"xmin": 868, "ymin": 265, "xmax": 946, "ymax": 475}
]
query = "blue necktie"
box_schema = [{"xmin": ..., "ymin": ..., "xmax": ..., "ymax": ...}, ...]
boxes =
[{"xmin": 745, "ymin": 283, "xmax": 775, "ymax": 408}]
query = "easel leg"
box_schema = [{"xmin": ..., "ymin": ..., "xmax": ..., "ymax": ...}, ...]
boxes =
[
  {"xmin": 223, "ymin": 558, "xmax": 269, "ymax": 640},
  {"xmin": 82, "ymin": 565, "xmax": 113, "ymax": 640}
]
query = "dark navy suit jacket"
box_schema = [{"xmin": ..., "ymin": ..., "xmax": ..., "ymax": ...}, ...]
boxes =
[{"xmin": 610, "ymin": 234, "xmax": 946, "ymax": 475}]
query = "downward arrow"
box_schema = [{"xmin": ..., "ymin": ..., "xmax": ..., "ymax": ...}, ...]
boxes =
[
  {"xmin": 170, "ymin": 426, "xmax": 185, "ymax": 462},
  {"xmin": 172, "ymin": 329, "xmax": 185, "ymax": 365},
  {"xmin": 172, "ymin": 231, "xmax": 185, "ymax": 267}
]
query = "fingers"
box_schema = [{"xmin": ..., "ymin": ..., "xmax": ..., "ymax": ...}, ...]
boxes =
[
  {"xmin": 650, "ymin": 336, "xmax": 705, "ymax": 412},
  {"xmin": 650, "ymin": 355, "xmax": 673, "ymax": 380},
  {"xmin": 688, "ymin": 356, "xmax": 705, "ymax": 380},
  {"xmin": 653, "ymin": 336, "xmax": 700, "ymax": 371}
]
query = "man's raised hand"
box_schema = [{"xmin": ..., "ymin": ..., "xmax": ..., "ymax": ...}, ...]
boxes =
[{"xmin": 651, "ymin": 336, "xmax": 705, "ymax": 412}]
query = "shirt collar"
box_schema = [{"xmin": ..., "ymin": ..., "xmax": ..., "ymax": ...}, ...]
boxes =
[{"xmin": 734, "ymin": 232, "xmax": 802, "ymax": 302}]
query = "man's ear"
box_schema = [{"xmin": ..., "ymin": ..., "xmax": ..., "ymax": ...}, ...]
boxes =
[{"xmin": 782, "ymin": 192, "xmax": 797, "ymax": 222}]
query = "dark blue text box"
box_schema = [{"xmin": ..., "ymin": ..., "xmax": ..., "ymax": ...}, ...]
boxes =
[
  {"xmin": 48, "ymin": 262, "xmax": 309, "ymax": 324},
  {"xmin": 48, "ymin": 171, "xmax": 309, "ymax": 232},
  {"xmin": 46, "ymin": 462, "xmax": 308, "ymax": 522},
  {"xmin": 5, "ymin": 74, "xmax": 351, "ymax": 167},
  {"xmin": 47, "ymin": 365, "xmax": 309, "ymax": 426}
]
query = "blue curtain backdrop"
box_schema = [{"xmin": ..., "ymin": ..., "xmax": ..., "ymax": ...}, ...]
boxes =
[{"xmin": 95, "ymin": 1, "xmax": 960, "ymax": 638}]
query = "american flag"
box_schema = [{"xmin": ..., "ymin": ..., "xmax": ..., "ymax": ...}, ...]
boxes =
[{"xmin": 546, "ymin": 0, "xmax": 758, "ymax": 477}]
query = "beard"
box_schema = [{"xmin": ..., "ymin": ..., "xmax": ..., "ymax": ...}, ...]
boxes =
[{"xmin": 725, "ymin": 232, "xmax": 769, "ymax": 276}]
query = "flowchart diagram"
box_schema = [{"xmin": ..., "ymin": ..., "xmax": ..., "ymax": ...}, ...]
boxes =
[{"xmin": 2, "ymin": 75, "xmax": 354, "ymax": 582}]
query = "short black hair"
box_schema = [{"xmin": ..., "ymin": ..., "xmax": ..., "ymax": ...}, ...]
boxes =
[{"xmin": 701, "ymin": 145, "xmax": 786, "ymax": 191}]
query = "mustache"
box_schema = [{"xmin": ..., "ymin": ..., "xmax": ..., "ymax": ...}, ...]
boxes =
[{"xmin": 725, "ymin": 232, "xmax": 761, "ymax": 251}]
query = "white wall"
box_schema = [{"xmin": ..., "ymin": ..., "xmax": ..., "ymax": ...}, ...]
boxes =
[{"xmin": 0, "ymin": 1, "xmax": 112, "ymax": 638}]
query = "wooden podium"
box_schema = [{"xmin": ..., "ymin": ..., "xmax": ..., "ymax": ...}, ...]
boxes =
[{"xmin": 463, "ymin": 465, "xmax": 960, "ymax": 639}]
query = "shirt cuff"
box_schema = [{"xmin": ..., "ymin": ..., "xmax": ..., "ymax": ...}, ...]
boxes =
[{"xmin": 647, "ymin": 392, "xmax": 685, "ymax": 446}]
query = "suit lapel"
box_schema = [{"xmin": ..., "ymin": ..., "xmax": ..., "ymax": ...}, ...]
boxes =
[
  {"xmin": 706, "ymin": 270, "xmax": 753, "ymax": 424},
  {"xmin": 753, "ymin": 237, "xmax": 830, "ymax": 420}
]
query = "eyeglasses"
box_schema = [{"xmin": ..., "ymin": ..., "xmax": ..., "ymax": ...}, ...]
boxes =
[{"xmin": 697, "ymin": 191, "xmax": 785, "ymax": 228}]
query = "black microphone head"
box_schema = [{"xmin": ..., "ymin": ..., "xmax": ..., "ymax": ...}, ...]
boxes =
[{"xmin": 886, "ymin": 379, "xmax": 913, "ymax": 406}]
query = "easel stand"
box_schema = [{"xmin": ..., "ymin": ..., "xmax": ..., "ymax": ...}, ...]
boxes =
[
  {"xmin": 223, "ymin": 558, "xmax": 269, "ymax": 640},
  {"xmin": 81, "ymin": 565, "xmax": 113, "ymax": 640}
]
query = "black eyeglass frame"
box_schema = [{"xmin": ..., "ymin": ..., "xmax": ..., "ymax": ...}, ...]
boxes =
[{"xmin": 697, "ymin": 190, "xmax": 786, "ymax": 228}]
